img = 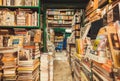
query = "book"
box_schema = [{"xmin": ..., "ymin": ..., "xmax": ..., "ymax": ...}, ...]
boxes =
[
  {"xmin": 25, "ymin": 0, "xmax": 32, "ymax": 6},
  {"xmin": 0, "ymin": 0, "xmax": 2, "ymax": 6},
  {"xmin": 34, "ymin": 30, "xmax": 41, "ymax": 43},
  {"xmin": 3, "ymin": 0, "xmax": 6, "ymax": 6},
  {"xmin": 18, "ymin": 61, "xmax": 39, "ymax": 71},
  {"xmin": 0, "ymin": 9, "xmax": 15, "ymax": 26},
  {"xmin": 106, "ymin": 25, "xmax": 120, "ymax": 68},
  {"xmin": 6, "ymin": 0, "xmax": 11, "ymax": 6},
  {"xmin": 18, "ymin": 58, "xmax": 39, "ymax": 66},
  {"xmin": 8, "ymin": 36, "xmax": 24, "ymax": 47},
  {"xmin": 18, "ymin": 49, "xmax": 32, "ymax": 61},
  {"xmin": 15, "ymin": 0, "xmax": 24, "ymax": 6},
  {"xmin": 115, "ymin": 21, "xmax": 120, "ymax": 43},
  {"xmin": 0, "ymin": 35, "xmax": 3, "ymax": 47}
]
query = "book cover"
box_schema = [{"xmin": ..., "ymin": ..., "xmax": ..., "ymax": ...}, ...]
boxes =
[{"xmin": 8, "ymin": 36, "xmax": 24, "ymax": 47}]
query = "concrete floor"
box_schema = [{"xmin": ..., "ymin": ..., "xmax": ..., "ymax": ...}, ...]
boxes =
[{"xmin": 53, "ymin": 51, "xmax": 73, "ymax": 81}]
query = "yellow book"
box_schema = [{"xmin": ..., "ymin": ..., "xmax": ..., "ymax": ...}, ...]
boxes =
[{"xmin": 0, "ymin": 0, "xmax": 2, "ymax": 6}]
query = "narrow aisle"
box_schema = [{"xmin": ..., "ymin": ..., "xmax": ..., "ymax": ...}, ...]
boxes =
[{"xmin": 53, "ymin": 51, "xmax": 73, "ymax": 81}]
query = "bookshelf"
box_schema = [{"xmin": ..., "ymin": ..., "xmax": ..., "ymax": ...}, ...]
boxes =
[
  {"xmin": 70, "ymin": 0, "xmax": 120, "ymax": 81},
  {"xmin": 47, "ymin": 9, "xmax": 74, "ymax": 28},
  {"xmin": 0, "ymin": 0, "xmax": 41, "ymax": 81},
  {"xmin": 0, "ymin": 0, "xmax": 41, "ymax": 29}
]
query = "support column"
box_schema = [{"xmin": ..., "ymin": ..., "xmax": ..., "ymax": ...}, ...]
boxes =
[{"xmin": 43, "ymin": 9, "xmax": 47, "ymax": 52}]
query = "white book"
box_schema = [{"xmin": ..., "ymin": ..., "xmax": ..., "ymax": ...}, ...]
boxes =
[
  {"xmin": 34, "ymin": 12, "xmax": 38, "ymax": 26},
  {"xmin": 6, "ymin": 0, "xmax": 10, "ymax": 6}
]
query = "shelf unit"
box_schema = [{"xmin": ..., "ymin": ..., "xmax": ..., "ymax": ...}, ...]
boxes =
[
  {"xmin": 47, "ymin": 9, "xmax": 74, "ymax": 28},
  {"xmin": 0, "ymin": 0, "xmax": 41, "ymax": 81},
  {"xmin": 70, "ymin": 0, "xmax": 120, "ymax": 81},
  {"xmin": 0, "ymin": 0, "xmax": 41, "ymax": 29}
]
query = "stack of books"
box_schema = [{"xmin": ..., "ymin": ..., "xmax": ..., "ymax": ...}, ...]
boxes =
[
  {"xmin": 33, "ymin": 43, "xmax": 40, "ymax": 59},
  {"xmin": 0, "ymin": 0, "xmax": 39, "ymax": 6},
  {"xmin": 0, "ymin": 48, "xmax": 18, "ymax": 81},
  {"xmin": 23, "ymin": 44, "xmax": 40, "ymax": 59},
  {"xmin": 40, "ymin": 54, "xmax": 49, "ymax": 81},
  {"xmin": 17, "ymin": 50, "xmax": 40, "ymax": 81},
  {"xmin": 0, "ymin": 9, "xmax": 15, "ymax": 26},
  {"xmin": 16, "ymin": 9, "xmax": 38, "ymax": 26},
  {"xmin": 0, "ymin": 9, "xmax": 38, "ymax": 26}
]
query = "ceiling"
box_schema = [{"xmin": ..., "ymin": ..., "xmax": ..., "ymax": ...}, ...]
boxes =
[{"xmin": 42, "ymin": 0, "xmax": 89, "ymax": 9}]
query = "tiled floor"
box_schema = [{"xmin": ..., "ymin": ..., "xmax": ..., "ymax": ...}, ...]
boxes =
[{"xmin": 53, "ymin": 51, "xmax": 73, "ymax": 81}]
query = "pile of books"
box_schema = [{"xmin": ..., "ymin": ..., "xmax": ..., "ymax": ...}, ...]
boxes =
[
  {"xmin": 16, "ymin": 9, "xmax": 38, "ymax": 26},
  {"xmin": 0, "ymin": 9, "xmax": 38, "ymax": 26},
  {"xmin": 0, "ymin": 48, "xmax": 18, "ymax": 81},
  {"xmin": 23, "ymin": 44, "xmax": 40, "ymax": 59},
  {"xmin": 40, "ymin": 54, "xmax": 49, "ymax": 81},
  {"xmin": 17, "ymin": 59, "xmax": 40, "ymax": 81},
  {"xmin": 33, "ymin": 43, "xmax": 40, "ymax": 59},
  {"xmin": 17, "ymin": 49, "xmax": 40, "ymax": 81},
  {"xmin": 0, "ymin": 9, "xmax": 15, "ymax": 26},
  {"xmin": 0, "ymin": 0, "xmax": 39, "ymax": 6}
]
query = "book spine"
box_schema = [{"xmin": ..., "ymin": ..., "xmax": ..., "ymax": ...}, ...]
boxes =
[
  {"xmin": 11, "ymin": 0, "xmax": 14, "ymax": 6},
  {"xmin": 3, "ymin": 0, "xmax": 6, "ymax": 6},
  {"xmin": 34, "ymin": 12, "xmax": 37, "ymax": 26},
  {"xmin": 32, "ymin": 0, "xmax": 35, "ymax": 6},
  {"xmin": 32, "ymin": 12, "xmax": 35, "ymax": 26},
  {"xmin": 0, "ymin": 0, "xmax": 2, "ymax": 6},
  {"xmin": 25, "ymin": 13, "xmax": 29, "ymax": 26},
  {"xmin": 6, "ymin": 0, "xmax": 10, "ymax": 6}
]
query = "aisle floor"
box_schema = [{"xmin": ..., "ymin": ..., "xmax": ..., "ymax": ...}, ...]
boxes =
[{"xmin": 53, "ymin": 51, "xmax": 73, "ymax": 81}]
